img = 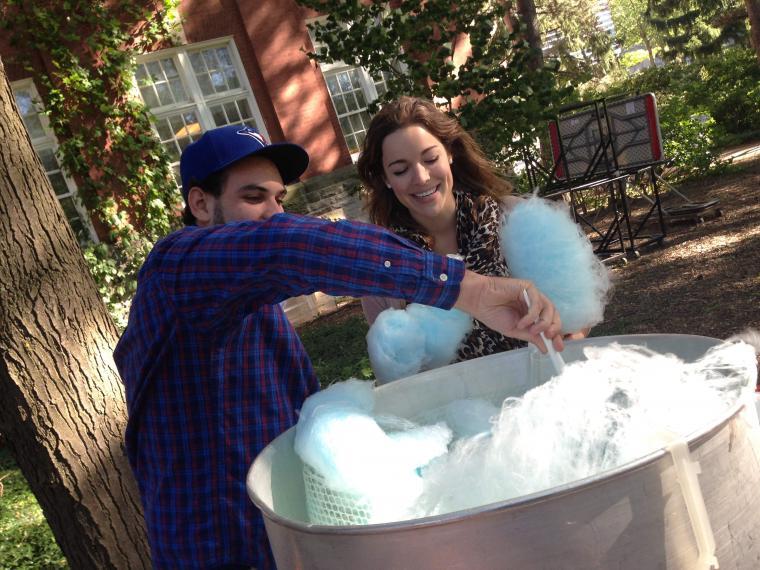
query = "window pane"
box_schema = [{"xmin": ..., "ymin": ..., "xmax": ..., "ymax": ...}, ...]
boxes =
[
  {"xmin": 339, "ymin": 117, "xmax": 352, "ymax": 135},
  {"xmin": 326, "ymin": 75, "xmax": 340, "ymax": 96},
  {"xmin": 196, "ymin": 74, "xmax": 214, "ymax": 96},
  {"xmin": 59, "ymin": 196, "xmax": 80, "ymax": 220},
  {"xmin": 345, "ymin": 92, "xmax": 359, "ymax": 112},
  {"xmin": 37, "ymin": 147, "xmax": 58, "ymax": 171},
  {"xmin": 169, "ymin": 78, "xmax": 188, "ymax": 102},
  {"xmin": 224, "ymin": 101, "xmax": 241, "ymax": 123},
  {"xmin": 211, "ymin": 104, "xmax": 227, "ymax": 126},
  {"xmin": 168, "ymin": 114, "xmax": 185, "ymax": 134},
  {"xmin": 225, "ymin": 68, "xmax": 240, "ymax": 90},
  {"xmin": 346, "ymin": 134, "xmax": 359, "ymax": 154},
  {"xmin": 177, "ymin": 136, "xmax": 193, "ymax": 151},
  {"xmin": 238, "ymin": 98, "xmax": 252, "ymax": 121},
  {"xmin": 202, "ymin": 49, "xmax": 216, "ymax": 69},
  {"xmin": 163, "ymin": 59, "xmax": 179, "ymax": 78},
  {"xmin": 216, "ymin": 47, "xmax": 233, "ymax": 67},
  {"xmin": 155, "ymin": 120, "xmax": 173, "ymax": 141},
  {"xmin": 210, "ymin": 71, "xmax": 225, "ymax": 91},
  {"xmin": 49, "ymin": 172, "xmax": 70, "ymax": 196},
  {"xmin": 355, "ymin": 130, "xmax": 366, "ymax": 148},
  {"xmin": 156, "ymin": 82, "xmax": 173, "ymax": 106},
  {"xmin": 356, "ymin": 88, "xmax": 367, "ymax": 108},
  {"xmin": 71, "ymin": 219, "xmax": 90, "ymax": 244},
  {"xmin": 163, "ymin": 140, "xmax": 180, "ymax": 162},
  {"xmin": 189, "ymin": 51, "xmax": 206, "ymax": 73},
  {"xmin": 147, "ymin": 61, "xmax": 163, "ymax": 82},
  {"xmin": 349, "ymin": 113, "xmax": 364, "ymax": 132},
  {"xmin": 24, "ymin": 114, "xmax": 46, "ymax": 139},
  {"xmin": 338, "ymin": 72, "xmax": 352, "ymax": 92},
  {"xmin": 140, "ymin": 86, "xmax": 160, "ymax": 108},
  {"xmin": 349, "ymin": 68, "xmax": 362, "ymax": 86},
  {"xmin": 15, "ymin": 90, "xmax": 34, "ymax": 115},
  {"xmin": 334, "ymin": 94, "xmax": 347, "ymax": 115},
  {"xmin": 135, "ymin": 65, "xmax": 150, "ymax": 86}
]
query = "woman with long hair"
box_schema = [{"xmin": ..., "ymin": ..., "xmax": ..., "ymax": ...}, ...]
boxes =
[{"xmin": 357, "ymin": 96, "xmax": 528, "ymax": 361}]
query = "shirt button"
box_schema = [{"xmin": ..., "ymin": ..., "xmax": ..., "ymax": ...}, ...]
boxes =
[
  {"xmin": 439, "ymin": 273, "xmax": 448, "ymax": 282},
  {"xmin": 384, "ymin": 260, "xmax": 391, "ymax": 268}
]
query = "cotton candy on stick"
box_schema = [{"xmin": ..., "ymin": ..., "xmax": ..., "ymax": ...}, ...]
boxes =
[{"xmin": 500, "ymin": 197, "xmax": 612, "ymax": 334}]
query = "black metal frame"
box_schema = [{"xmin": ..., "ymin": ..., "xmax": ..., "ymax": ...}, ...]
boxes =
[{"xmin": 522, "ymin": 94, "xmax": 668, "ymax": 262}]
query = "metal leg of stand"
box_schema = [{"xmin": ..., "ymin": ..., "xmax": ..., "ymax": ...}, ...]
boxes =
[{"xmin": 616, "ymin": 177, "xmax": 638, "ymax": 257}]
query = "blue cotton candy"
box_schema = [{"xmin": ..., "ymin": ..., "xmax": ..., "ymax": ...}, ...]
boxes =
[
  {"xmin": 294, "ymin": 379, "xmax": 452, "ymax": 523},
  {"xmin": 500, "ymin": 196, "xmax": 611, "ymax": 333},
  {"xmin": 367, "ymin": 304, "xmax": 473, "ymax": 383},
  {"xmin": 407, "ymin": 304, "xmax": 473, "ymax": 370},
  {"xmin": 366, "ymin": 309, "xmax": 427, "ymax": 383}
]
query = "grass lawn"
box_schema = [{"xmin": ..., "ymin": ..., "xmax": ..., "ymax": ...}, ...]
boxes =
[{"xmin": 0, "ymin": 446, "xmax": 68, "ymax": 569}]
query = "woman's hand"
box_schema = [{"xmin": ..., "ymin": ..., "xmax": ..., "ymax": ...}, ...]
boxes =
[{"xmin": 454, "ymin": 270, "xmax": 564, "ymax": 354}]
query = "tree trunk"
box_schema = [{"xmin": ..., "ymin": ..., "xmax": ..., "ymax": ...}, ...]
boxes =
[
  {"xmin": 516, "ymin": 0, "xmax": 546, "ymax": 71},
  {"xmin": 639, "ymin": 21, "xmax": 657, "ymax": 65},
  {"xmin": 746, "ymin": 0, "xmax": 760, "ymax": 65},
  {"xmin": 0, "ymin": 56, "xmax": 150, "ymax": 569}
]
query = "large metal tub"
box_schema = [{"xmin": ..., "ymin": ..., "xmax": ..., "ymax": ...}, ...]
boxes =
[{"xmin": 247, "ymin": 334, "xmax": 760, "ymax": 569}]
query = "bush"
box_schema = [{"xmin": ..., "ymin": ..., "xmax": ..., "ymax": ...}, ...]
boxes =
[{"xmin": 656, "ymin": 95, "xmax": 726, "ymax": 180}]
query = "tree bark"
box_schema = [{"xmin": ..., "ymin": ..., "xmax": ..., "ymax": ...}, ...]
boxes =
[
  {"xmin": 0, "ymin": 56, "xmax": 150, "ymax": 569},
  {"xmin": 516, "ymin": 0, "xmax": 546, "ymax": 71},
  {"xmin": 746, "ymin": 0, "xmax": 760, "ymax": 65}
]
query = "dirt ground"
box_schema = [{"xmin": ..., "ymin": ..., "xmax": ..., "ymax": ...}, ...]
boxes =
[
  {"xmin": 303, "ymin": 143, "xmax": 760, "ymax": 341},
  {"xmin": 590, "ymin": 143, "xmax": 760, "ymax": 340}
]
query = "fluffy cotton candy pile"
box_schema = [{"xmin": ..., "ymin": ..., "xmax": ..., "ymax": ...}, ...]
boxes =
[
  {"xmin": 294, "ymin": 379, "xmax": 452, "ymax": 524},
  {"xmin": 367, "ymin": 304, "xmax": 473, "ymax": 383},
  {"xmin": 415, "ymin": 340, "xmax": 758, "ymax": 517},
  {"xmin": 500, "ymin": 196, "xmax": 611, "ymax": 334}
]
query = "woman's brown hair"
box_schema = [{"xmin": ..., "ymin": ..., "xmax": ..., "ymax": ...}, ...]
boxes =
[{"xmin": 357, "ymin": 96, "xmax": 513, "ymax": 230}]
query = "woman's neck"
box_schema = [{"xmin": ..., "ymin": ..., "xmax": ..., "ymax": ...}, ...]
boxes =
[{"xmin": 415, "ymin": 208, "xmax": 458, "ymax": 255}]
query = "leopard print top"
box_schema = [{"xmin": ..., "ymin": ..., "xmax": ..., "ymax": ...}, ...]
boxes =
[{"xmin": 392, "ymin": 187, "xmax": 526, "ymax": 361}]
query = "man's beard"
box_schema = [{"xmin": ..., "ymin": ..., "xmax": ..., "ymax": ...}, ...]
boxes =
[{"xmin": 212, "ymin": 202, "xmax": 226, "ymax": 225}]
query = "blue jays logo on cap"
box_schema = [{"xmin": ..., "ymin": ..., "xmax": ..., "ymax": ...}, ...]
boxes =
[
  {"xmin": 179, "ymin": 124, "xmax": 309, "ymax": 200},
  {"xmin": 237, "ymin": 127, "xmax": 267, "ymax": 145}
]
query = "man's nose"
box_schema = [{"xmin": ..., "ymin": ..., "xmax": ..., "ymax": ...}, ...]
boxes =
[{"xmin": 261, "ymin": 197, "xmax": 284, "ymax": 219}]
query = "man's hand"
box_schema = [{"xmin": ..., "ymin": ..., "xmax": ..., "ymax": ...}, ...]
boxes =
[{"xmin": 453, "ymin": 270, "xmax": 564, "ymax": 354}]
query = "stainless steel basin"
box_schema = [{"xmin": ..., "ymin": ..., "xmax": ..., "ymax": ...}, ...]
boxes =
[{"xmin": 247, "ymin": 334, "xmax": 760, "ymax": 569}]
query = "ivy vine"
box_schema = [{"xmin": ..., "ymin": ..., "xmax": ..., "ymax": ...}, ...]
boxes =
[{"xmin": 1, "ymin": 0, "xmax": 182, "ymax": 328}]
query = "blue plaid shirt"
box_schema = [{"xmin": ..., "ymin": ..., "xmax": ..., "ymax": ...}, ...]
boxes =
[{"xmin": 114, "ymin": 213, "xmax": 464, "ymax": 569}]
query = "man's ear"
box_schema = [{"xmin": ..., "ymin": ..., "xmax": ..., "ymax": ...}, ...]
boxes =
[{"xmin": 187, "ymin": 186, "xmax": 213, "ymax": 226}]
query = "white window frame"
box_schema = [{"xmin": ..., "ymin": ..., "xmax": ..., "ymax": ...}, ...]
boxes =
[
  {"xmin": 11, "ymin": 79, "xmax": 99, "ymax": 244},
  {"xmin": 135, "ymin": 36, "xmax": 268, "ymax": 135},
  {"xmin": 134, "ymin": 37, "xmax": 269, "ymax": 184},
  {"xmin": 306, "ymin": 17, "xmax": 388, "ymax": 161}
]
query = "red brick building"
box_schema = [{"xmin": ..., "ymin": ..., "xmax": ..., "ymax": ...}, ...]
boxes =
[
  {"xmin": 1, "ymin": 0, "xmax": 386, "ymax": 242},
  {"xmin": 1, "ymin": 0, "xmax": 388, "ymax": 321}
]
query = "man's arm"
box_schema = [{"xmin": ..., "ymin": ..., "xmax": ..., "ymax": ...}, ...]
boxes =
[{"xmin": 146, "ymin": 213, "xmax": 563, "ymax": 351}]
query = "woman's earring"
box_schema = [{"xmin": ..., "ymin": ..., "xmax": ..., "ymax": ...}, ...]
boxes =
[
  {"xmin": 386, "ymin": 182, "xmax": 392, "ymax": 189},
  {"xmin": 448, "ymin": 157, "xmax": 453, "ymax": 165}
]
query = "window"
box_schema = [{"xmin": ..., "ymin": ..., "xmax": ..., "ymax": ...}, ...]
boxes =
[
  {"xmin": 135, "ymin": 38, "xmax": 268, "ymax": 187},
  {"xmin": 11, "ymin": 80, "xmax": 97, "ymax": 245},
  {"xmin": 307, "ymin": 19, "xmax": 391, "ymax": 158}
]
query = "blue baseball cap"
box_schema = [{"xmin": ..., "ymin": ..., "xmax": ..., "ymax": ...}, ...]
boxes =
[{"xmin": 179, "ymin": 125, "xmax": 309, "ymax": 200}]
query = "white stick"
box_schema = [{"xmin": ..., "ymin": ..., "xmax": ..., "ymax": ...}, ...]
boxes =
[{"xmin": 522, "ymin": 289, "xmax": 566, "ymax": 375}]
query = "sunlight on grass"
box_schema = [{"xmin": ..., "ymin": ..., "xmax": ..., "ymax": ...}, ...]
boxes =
[{"xmin": 0, "ymin": 447, "xmax": 68, "ymax": 569}]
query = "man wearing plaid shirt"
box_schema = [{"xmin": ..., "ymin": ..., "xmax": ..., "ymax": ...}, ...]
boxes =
[{"xmin": 114, "ymin": 125, "xmax": 563, "ymax": 569}]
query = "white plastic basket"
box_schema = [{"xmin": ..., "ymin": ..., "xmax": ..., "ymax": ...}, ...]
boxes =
[{"xmin": 302, "ymin": 463, "xmax": 372, "ymax": 526}]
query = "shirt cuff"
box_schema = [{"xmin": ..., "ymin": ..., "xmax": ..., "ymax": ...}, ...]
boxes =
[{"xmin": 409, "ymin": 252, "xmax": 465, "ymax": 309}]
